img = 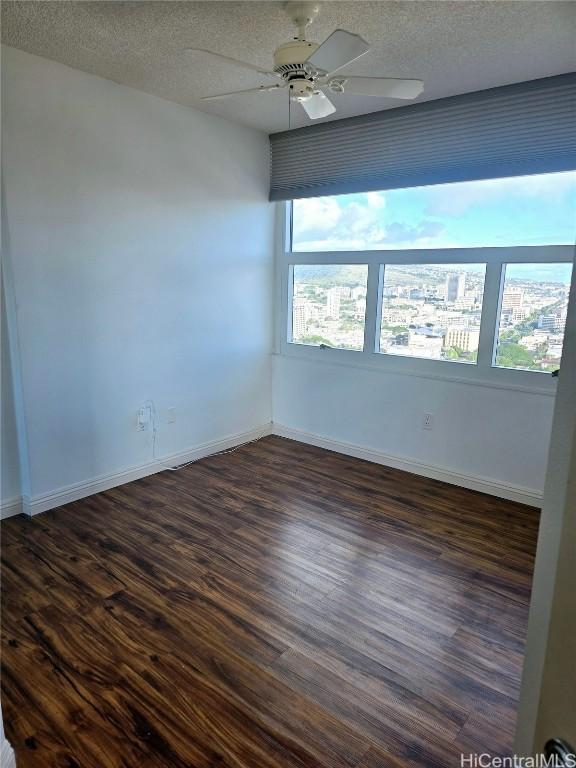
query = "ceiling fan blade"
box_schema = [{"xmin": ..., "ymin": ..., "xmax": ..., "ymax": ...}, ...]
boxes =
[
  {"xmin": 337, "ymin": 76, "xmax": 424, "ymax": 99},
  {"xmin": 184, "ymin": 48, "xmax": 278, "ymax": 77},
  {"xmin": 300, "ymin": 91, "xmax": 336, "ymax": 120},
  {"xmin": 202, "ymin": 84, "xmax": 285, "ymax": 101},
  {"xmin": 306, "ymin": 29, "xmax": 370, "ymax": 76}
]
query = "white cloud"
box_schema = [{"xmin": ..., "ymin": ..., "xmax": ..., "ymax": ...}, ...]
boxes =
[
  {"xmin": 293, "ymin": 193, "xmax": 450, "ymax": 251},
  {"xmin": 425, "ymin": 171, "xmax": 576, "ymax": 217},
  {"xmin": 293, "ymin": 193, "xmax": 388, "ymax": 249},
  {"xmin": 365, "ymin": 191, "xmax": 387, "ymax": 209},
  {"xmin": 292, "ymin": 197, "xmax": 342, "ymax": 236}
]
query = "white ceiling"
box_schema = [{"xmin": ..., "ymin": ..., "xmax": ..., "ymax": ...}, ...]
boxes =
[{"xmin": 2, "ymin": 1, "xmax": 575, "ymax": 134}]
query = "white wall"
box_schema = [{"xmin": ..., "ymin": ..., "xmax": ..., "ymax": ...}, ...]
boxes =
[
  {"xmin": 1, "ymin": 44, "xmax": 557, "ymax": 513},
  {"xmin": 1, "ymin": 46, "xmax": 274, "ymax": 506},
  {"xmin": 0, "ymin": 701, "xmax": 16, "ymax": 768},
  {"xmin": 516, "ymin": 267, "xmax": 576, "ymax": 754},
  {"xmin": 273, "ymin": 355, "xmax": 555, "ymax": 503},
  {"xmin": 1, "ymin": 295, "xmax": 21, "ymax": 509}
]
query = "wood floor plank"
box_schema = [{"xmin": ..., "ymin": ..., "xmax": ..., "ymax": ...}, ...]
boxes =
[
  {"xmin": 1, "ymin": 435, "xmax": 539, "ymax": 766},
  {"xmin": 272, "ymin": 648, "xmax": 464, "ymax": 767}
]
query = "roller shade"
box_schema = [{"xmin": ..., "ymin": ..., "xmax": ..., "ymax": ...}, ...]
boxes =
[{"xmin": 269, "ymin": 74, "xmax": 576, "ymax": 201}]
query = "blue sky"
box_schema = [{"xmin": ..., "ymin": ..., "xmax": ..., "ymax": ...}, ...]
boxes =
[
  {"xmin": 292, "ymin": 171, "xmax": 576, "ymax": 257},
  {"xmin": 505, "ymin": 262, "xmax": 573, "ymax": 285}
]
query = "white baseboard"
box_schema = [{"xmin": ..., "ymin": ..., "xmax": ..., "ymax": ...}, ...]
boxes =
[
  {"xmin": 272, "ymin": 423, "xmax": 543, "ymax": 508},
  {"xmin": 9, "ymin": 421, "xmax": 541, "ymax": 518},
  {"xmin": 1, "ymin": 738, "xmax": 16, "ymax": 768},
  {"xmin": 0, "ymin": 496, "xmax": 23, "ymax": 520},
  {"xmin": 28, "ymin": 423, "xmax": 273, "ymax": 516}
]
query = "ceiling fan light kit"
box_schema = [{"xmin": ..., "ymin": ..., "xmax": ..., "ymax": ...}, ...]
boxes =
[{"xmin": 191, "ymin": 0, "xmax": 424, "ymax": 121}]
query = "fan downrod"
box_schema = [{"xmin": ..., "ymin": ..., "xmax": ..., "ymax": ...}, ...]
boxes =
[{"xmin": 284, "ymin": 2, "xmax": 320, "ymax": 40}]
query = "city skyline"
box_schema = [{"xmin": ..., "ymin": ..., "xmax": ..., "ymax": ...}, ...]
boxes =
[{"xmin": 292, "ymin": 263, "xmax": 572, "ymax": 371}]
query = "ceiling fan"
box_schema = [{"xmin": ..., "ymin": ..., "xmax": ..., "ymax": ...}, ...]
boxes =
[{"xmin": 186, "ymin": 1, "xmax": 424, "ymax": 121}]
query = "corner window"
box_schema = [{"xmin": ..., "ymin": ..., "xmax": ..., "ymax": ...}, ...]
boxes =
[
  {"xmin": 282, "ymin": 173, "xmax": 574, "ymax": 386},
  {"xmin": 290, "ymin": 265, "xmax": 368, "ymax": 351},
  {"xmin": 378, "ymin": 264, "xmax": 486, "ymax": 363},
  {"xmin": 494, "ymin": 263, "xmax": 573, "ymax": 372}
]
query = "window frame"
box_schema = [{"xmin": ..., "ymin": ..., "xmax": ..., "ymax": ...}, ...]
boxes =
[{"xmin": 276, "ymin": 201, "xmax": 574, "ymax": 395}]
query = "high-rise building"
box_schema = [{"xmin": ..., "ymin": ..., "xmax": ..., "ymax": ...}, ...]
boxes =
[
  {"xmin": 326, "ymin": 287, "xmax": 341, "ymax": 319},
  {"xmin": 538, "ymin": 314, "xmax": 562, "ymax": 332},
  {"xmin": 501, "ymin": 287, "xmax": 524, "ymax": 312},
  {"xmin": 355, "ymin": 299, "xmax": 366, "ymax": 320},
  {"xmin": 292, "ymin": 297, "xmax": 309, "ymax": 338},
  {"xmin": 444, "ymin": 326, "xmax": 480, "ymax": 353},
  {"xmin": 445, "ymin": 273, "xmax": 466, "ymax": 303}
]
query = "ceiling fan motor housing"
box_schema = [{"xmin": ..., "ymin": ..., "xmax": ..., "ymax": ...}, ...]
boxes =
[
  {"xmin": 273, "ymin": 39, "xmax": 319, "ymax": 77},
  {"xmin": 273, "ymin": 39, "xmax": 321, "ymax": 101}
]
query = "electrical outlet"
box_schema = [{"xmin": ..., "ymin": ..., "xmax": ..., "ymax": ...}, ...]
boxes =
[
  {"xmin": 137, "ymin": 406, "xmax": 151, "ymax": 432},
  {"xmin": 423, "ymin": 412, "xmax": 433, "ymax": 431},
  {"xmin": 167, "ymin": 407, "xmax": 176, "ymax": 424}
]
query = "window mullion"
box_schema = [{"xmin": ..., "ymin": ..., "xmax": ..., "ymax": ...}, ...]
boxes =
[
  {"xmin": 477, "ymin": 261, "xmax": 504, "ymax": 369},
  {"xmin": 363, "ymin": 262, "xmax": 381, "ymax": 355},
  {"xmin": 285, "ymin": 265, "xmax": 294, "ymax": 344}
]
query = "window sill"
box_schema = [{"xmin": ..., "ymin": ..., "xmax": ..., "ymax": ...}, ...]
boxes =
[{"xmin": 273, "ymin": 348, "xmax": 557, "ymax": 397}]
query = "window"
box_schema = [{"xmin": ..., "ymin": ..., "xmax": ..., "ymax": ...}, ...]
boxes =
[
  {"xmin": 379, "ymin": 264, "xmax": 486, "ymax": 363},
  {"xmin": 282, "ymin": 173, "xmax": 574, "ymax": 387},
  {"xmin": 290, "ymin": 265, "xmax": 368, "ymax": 351},
  {"xmin": 494, "ymin": 262, "xmax": 573, "ymax": 372},
  {"xmin": 291, "ymin": 171, "xmax": 576, "ymax": 252}
]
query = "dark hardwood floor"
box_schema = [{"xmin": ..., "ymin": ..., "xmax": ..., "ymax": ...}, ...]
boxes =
[{"xmin": 1, "ymin": 435, "xmax": 540, "ymax": 767}]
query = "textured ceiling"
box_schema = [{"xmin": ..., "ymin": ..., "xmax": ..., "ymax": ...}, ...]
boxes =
[{"xmin": 2, "ymin": 1, "xmax": 575, "ymax": 133}]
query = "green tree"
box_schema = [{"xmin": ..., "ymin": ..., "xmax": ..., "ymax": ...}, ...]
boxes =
[
  {"xmin": 299, "ymin": 334, "xmax": 334, "ymax": 347},
  {"xmin": 444, "ymin": 347, "xmax": 460, "ymax": 360},
  {"xmin": 444, "ymin": 346, "xmax": 477, "ymax": 362},
  {"xmin": 496, "ymin": 342, "xmax": 538, "ymax": 370}
]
